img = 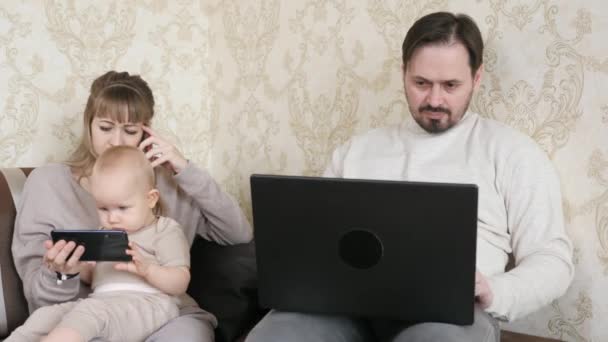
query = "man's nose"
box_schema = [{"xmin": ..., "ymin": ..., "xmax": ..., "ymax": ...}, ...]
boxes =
[{"xmin": 426, "ymin": 85, "xmax": 444, "ymax": 107}]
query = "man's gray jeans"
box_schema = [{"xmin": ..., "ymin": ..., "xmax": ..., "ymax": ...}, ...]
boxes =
[{"xmin": 245, "ymin": 306, "xmax": 499, "ymax": 342}]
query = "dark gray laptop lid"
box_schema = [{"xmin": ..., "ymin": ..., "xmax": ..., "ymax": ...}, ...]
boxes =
[{"xmin": 250, "ymin": 174, "xmax": 478, "ymax": 325}]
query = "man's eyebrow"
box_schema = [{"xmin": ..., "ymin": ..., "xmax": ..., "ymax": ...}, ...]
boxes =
[{"xmin": 412, "ymin": 76, "xmax": 462, "ymax": 84}]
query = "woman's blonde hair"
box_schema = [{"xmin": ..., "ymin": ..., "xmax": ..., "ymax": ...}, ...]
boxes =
[{"xmin": 67, "ymin": 71, "xmax": 155, "ymax": 178}]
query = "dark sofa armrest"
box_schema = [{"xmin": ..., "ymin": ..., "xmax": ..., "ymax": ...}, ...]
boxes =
[
  {"xmin": 0, "ymin": 168, "xmax": 32, "ymax": 339},
  {"xmin": 501, "ymin": 330, "xmax": 563, "ymax": 341}
]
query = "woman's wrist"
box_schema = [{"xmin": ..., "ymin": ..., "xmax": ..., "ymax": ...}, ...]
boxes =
[
  {"xmin": 172, "ymin": 157, "xmax": 188, "ymax": 174},
  {"xmin": 55, "ymin": 271, "xmax": 79, "ymax": 285}
]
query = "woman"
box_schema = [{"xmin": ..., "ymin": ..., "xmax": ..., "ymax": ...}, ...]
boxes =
[{"xmin": 11, "ymin": 71, "xmax": 252, "ymax": 341}]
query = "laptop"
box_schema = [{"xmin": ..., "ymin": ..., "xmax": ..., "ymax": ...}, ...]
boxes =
[{"xmin": 250, "ymin": 174, "xmax": 478, "ymax": 325}]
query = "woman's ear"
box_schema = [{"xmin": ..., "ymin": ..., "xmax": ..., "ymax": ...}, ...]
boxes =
[{"xmin": 147, "ymin": 188, "xmax": 160, "ymax": 209}]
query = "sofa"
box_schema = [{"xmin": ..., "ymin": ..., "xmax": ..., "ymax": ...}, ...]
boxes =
[{"xmin": 0, "ymin": 167, "xmax": 562, "ymax": 342}]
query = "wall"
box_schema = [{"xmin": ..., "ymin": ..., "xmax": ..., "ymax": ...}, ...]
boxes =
[{"xmin": 1, "ymin": 1, "xmax": 606, "ymax": 340}]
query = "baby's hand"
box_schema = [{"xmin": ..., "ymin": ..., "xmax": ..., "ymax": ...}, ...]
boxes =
[{"xmin": 114, "ymin": 242, "xmax": 155, "ymax": 278}]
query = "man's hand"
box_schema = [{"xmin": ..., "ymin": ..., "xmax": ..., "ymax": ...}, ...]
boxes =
[{"xmin": 475, "ymin": 270, "xmax": 494, "ymax": 309}]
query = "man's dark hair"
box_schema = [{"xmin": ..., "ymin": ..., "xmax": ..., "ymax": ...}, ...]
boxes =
[{"xmin": 402, "ymin": 12, "xmax": 483, "ymax": 75}]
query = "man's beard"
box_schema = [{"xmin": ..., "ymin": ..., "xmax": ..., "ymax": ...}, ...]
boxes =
[
  {"xmin": 420, "ymin": 105, "xmax": 451, "ymax": 133},
  {"xmin": 407, "ymin": 90, "xmax": 473, "ymax": 134},
  {"xmin": 428, "ymin": 119, "xmax": 442, "ymax": 133}
]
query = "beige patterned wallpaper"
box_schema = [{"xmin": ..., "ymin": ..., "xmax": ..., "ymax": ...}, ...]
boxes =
[{"xmin": 0, "ymin": 1, "xmax": 606, "ymax": 340}]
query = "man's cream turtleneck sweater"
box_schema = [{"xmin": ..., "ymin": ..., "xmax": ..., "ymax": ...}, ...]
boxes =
[{"xmin": 324, "ymin": 111, "xmax": 573, "ymax": 321}]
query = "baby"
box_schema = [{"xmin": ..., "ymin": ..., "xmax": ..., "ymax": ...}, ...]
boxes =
[{"xmin": 8, "ymin": 145, "xmax": 191, "ymax": 342}]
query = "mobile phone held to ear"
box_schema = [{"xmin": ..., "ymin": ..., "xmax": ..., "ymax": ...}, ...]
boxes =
[
  {"xmin": 141, "ymin": 129, "xmax": 152, "ymax": 152},
  {"xmin": 51, "ymin": 230, "xmax": 132, "ymax": 262}
]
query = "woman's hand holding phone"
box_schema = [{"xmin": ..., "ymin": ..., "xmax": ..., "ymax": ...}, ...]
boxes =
[
  {"xmin": 43, "ymin": 239, "xmax": 92, "ymax": 275},
  {"xmin": 139, "ymin": 125, "xmax": 188, "ymax": 174}
]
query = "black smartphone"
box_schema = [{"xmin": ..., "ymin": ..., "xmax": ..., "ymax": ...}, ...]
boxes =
[
  {"xmin": 141, "ymin": 129, "xmax": 152, "ymax": 152},
  {"xmin": 51, "ymin": 230, "xmax": 132, "ymax": 262}
]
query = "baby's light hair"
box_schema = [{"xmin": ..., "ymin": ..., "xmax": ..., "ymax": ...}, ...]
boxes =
[{"xmin": 92, "ymin": 145, "xmax": 155, "ymax": 191}]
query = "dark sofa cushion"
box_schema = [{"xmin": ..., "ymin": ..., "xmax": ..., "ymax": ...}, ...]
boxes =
[{"xmin": 187, "ymin": 235, "xmax": 266, "ymax": 342}]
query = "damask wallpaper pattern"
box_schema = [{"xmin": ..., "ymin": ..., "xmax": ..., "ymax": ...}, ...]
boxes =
[{"xmin": 0, "ymin": 1, "xmax": 606, "ymax": 340}]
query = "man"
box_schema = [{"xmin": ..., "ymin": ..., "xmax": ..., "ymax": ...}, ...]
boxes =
[{"xmin": 246, "ymin": 11, "xmax": 573, "ymax": 342}]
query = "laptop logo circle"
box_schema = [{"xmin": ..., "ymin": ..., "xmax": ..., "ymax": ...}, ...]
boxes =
[{"xmin": 338, "ymin": 229, "xmax": 383, "ymax": 269}]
